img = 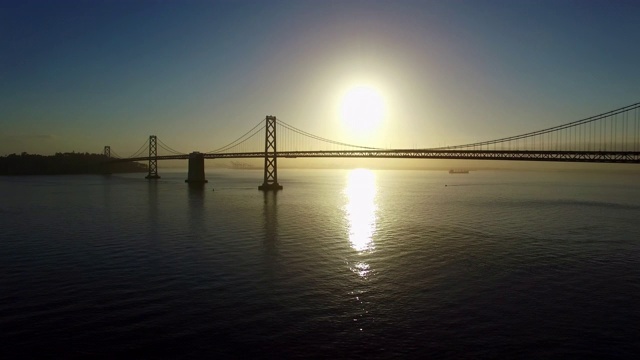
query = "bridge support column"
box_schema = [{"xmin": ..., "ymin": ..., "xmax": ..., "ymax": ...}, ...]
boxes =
[
  {"xmin": 185, "ymin": 152, "xmax": 208, "ymax": 185},
  {"xmin": 145, "ymin": 135, "xmax": 161, "ymax": 179},
  {"xmin": 258, "ymin": 115, "xmax": 283, "ymax": 191}
]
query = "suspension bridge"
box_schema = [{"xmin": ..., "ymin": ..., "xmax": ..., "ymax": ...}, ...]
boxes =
[{"xmin": 104, "ymin": 102, "xmax": 640, "ymax": 190}]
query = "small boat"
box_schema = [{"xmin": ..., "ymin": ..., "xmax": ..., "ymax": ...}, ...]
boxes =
[{"xmin": 449, "ymin": 169, "xmax": 469, "ymax": 174}]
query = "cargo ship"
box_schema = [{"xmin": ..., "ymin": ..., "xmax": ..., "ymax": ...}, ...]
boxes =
[{"xmin": 449, "ymin": 169, "xmax": 470, "ymax": 174}]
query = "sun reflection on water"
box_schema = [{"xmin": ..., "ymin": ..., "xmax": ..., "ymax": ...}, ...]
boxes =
[{"xmin": 344, "ymin": 169, "xmax": 377, "ymax": 253}]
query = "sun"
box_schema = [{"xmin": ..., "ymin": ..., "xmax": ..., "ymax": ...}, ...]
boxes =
[{"xmin": 340, "ymin": 85, "xmax": 385, "ymax": 133}]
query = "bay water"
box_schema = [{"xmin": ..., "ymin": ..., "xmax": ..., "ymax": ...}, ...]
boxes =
[{"xmin": 1, "ymin": 169, "xmax": 639, "ymax": 358}]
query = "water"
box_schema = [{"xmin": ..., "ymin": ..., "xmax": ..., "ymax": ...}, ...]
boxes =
[{"xmin": 1, "ymin": 169, "xmax": 639, "ymax": 358}]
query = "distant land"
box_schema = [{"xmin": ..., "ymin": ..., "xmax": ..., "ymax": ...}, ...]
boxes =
[{"xmin": 0, "ymin": 152, "xmax": 147, "ymax": 175}]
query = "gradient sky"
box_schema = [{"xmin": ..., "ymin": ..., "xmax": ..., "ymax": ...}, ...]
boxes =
[{"xmin": 1, "ymin": 0, "xmax": 639, "ymax": 156}]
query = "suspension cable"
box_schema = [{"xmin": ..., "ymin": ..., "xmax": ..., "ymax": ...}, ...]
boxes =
[
  {"xmin": 126, "ymin": 139, "xmax": 149, "ymax": 158},
  {"xmin": 157, "ymin": 138, "xmax": 186, "ymax": 155},
  {"xmin": 211, "ymin": 125, "xmax": 265, "ymax": 153},
  {"xmin": 277, "ymin": 118, "xmax": 382, "ymax": 150},
  {"xmin": 207, "ymin": 118, "xmax": 266, "ymax": 153},
  {"xmin": 433, "ymin": 102, "xmax": 640, "ymax": 150},
  {"xmin": 110, "ymin": 150, "xmax": 123, "ymax": 159}
]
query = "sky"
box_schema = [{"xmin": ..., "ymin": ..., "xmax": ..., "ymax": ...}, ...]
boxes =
[{"xmin": 1, "ymin": 0, "xmax": 639, "ymax": 157}]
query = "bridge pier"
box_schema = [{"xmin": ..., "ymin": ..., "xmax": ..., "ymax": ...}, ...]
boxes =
[
  {"xmin": 258, "ymin": 181, "xmax": 283, "ymax": 191},
  {"xmin": 185, "ymin": 152, "xmax": 208, "ymax": 185}
]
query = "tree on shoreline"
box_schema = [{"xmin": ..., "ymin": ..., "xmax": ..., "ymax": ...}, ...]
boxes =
[{"xmin": 0, "ymin": 152, "xmax": 147, "ymax": 175}]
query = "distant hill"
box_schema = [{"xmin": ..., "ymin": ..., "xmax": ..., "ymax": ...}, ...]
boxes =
[{"xmin": 0, "ymin": 152, "xmax": 147, "ymax": 175}]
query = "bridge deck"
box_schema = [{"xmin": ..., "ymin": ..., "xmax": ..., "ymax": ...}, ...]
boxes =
[{"xmin": 108, "ymin": 150, "xmax": 640, "ymax": 164}]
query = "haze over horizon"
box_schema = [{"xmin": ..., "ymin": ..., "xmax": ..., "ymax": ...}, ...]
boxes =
[{"xmin": 2, "ymin": 0, "xmax": 639, "ymax": 159}]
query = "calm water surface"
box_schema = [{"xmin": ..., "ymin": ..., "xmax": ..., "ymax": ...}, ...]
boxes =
[{"xmin": 1, "ymin": 169, "xmax": 639, "ymax": 358}]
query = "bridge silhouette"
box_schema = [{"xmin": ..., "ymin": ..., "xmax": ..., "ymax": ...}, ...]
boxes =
[{"xmin": 104, "ymin": 102, "xmax": 640, "ymax": 190}]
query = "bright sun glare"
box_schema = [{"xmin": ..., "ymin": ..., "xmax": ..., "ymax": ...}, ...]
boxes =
[
  {"xmin": 340, "ymin": 85, "xmax": 385, "ymax": 134},
  {"xmin": 344, "ymin": 168, "xmax": 377, "ymax": 253}
]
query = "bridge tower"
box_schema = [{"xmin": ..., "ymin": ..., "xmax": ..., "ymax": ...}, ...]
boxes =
[
  {"xmin": 145, "ymin": 135, "xmax": 161, "ymax": 179},
  {"xmin": 102, "ymin": 146, "xmax": 112, "ymax": 175},
  {"xmin": 258, "ymin": 115, "xmax": 283, "ymax": 191}
]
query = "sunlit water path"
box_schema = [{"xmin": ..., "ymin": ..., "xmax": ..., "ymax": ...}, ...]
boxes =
[{"xmin": 1, "ymin": 169, "xmax": 639, "ymax": 358}]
